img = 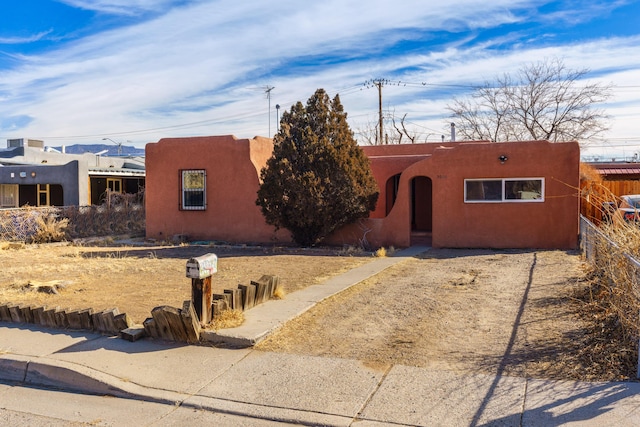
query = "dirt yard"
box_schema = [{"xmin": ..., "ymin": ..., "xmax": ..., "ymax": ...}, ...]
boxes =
[
  {"xmin": 257, "ymin": 249, "xmax": 629, "ymax": 381},
  {"xmin": 0, "ymin": 241, "xmax": 370, "ymax": 323},
  {"xmin": 0, "ymin": 242, "xmax": 631, "ymax": 381}
]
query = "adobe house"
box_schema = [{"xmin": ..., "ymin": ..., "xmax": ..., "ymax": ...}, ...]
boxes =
[
  {"xmin": 332, "ymin": 140, "xmax": 580, "ymax": 249},
  {"xmin": 0, "ymin": 138, "xmax": 145, "ymax": 208},
  {"xmin": 145, "ymin": 135, "xmax": 579, "ymax": 249}
]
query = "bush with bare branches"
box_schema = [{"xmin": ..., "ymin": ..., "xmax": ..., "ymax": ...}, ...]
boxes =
[
  {"xmin": 30, "ymin": 213, "xmax": 69, "ymax": 243},
  {"xmin": 580, "ymin": 182, "xmax": 640, "ymax": 378}
]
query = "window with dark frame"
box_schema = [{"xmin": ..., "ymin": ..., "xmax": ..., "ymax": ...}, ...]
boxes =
[
  {"xmin": 181, "ymin": 169, "xmax": 206, "ymax": 210},
  {"xmin": 464, "ymin": 178, "xmax": 544, "ymax": 202}
]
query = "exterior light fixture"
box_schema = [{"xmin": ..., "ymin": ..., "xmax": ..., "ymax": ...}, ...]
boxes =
[
  {"xmin": 499, "ymin": 155, "xmax": 508, "ymax": 164},
  {"xmin": 31, "ymin": 172, "xmax": 36, "ymax": 177}
]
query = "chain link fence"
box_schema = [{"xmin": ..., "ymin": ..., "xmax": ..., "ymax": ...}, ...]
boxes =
[
  {"xmin": 580, "ymin": 214, "xmax": 640, "ymax": 376},
  {"xmin": 581, "ymin": 214, "xmax": 640, "ymax": 274},
  {"xmin": 0, "ymin": 203, "xmax": 145, "ymax": 242}
]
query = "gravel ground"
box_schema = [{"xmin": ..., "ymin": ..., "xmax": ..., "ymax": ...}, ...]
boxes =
[{"xmin": 258, "ymin": 248, "xmax": 590, "ymax": 380}]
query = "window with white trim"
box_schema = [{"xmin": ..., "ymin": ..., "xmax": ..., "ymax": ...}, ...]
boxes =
[
  {"xmin": 464, "ymin": 178, "xmax": 544, "ymax": 202},
  {"xmin": 180, "ymin": 169, "xmax": 206, "ymax": 210}
]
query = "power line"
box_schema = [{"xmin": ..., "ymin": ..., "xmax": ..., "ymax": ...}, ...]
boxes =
[
  {"xmin": 5, "ymin": 77, "xmax": 638, "ymax": 143},
  {"xmin": 4, "ymin": 109, "xmax": 268, "ymax": 141}
]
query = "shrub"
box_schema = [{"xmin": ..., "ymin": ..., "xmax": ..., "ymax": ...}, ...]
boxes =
[
  {"xmin": 256, "ymin": 89, "xmax": 379, "ymax": 246},
  {"xmin": 31, "ymin": 214, "xmax": 69, "ymax": 243}
]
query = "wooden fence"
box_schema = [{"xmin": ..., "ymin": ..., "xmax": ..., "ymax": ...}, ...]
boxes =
[{"xmin": 580, "ymin": 179, "xmax": 640, "ymax": 224}]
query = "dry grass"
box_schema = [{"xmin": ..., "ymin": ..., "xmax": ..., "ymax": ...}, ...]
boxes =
[
  {"xmin": 374, "ymin": 247, "xmax": 387, "ymax": 257},
  {"xmin": 0, "ymin": 242, "xmax": 371, "ymax": 324},
  {"xmin": 207, "ymin": 309, "xmax": 245, "ymax": 331},
  {"xmin": 0, "ymin": 203, "xmax": 144, "ymax": 243},
  {"xmin": 273, "ymin": 285, "xmax": 286, "ymax": 300},
  {"xmin": 30, "ymin": 214, "xmax": 69, "ymax": 243},
  {"xmin": 570, "ymin": 276, "xmax": 639, "ymax": 381},
  {"xmin": 579, "ymin": 182, "xmax": 640, "ymax": 379}
]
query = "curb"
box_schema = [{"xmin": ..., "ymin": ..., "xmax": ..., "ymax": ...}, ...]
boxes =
[
  {"xmin": 0, "ymin": 354, "xmax": 187, "ymax": 405},
  {"xmin": 0, "ymin": 354, "xmax": 359, "ymax": 425}
]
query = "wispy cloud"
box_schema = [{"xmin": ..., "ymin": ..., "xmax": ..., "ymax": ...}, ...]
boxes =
[
  {"xmin": 0, "ymin": 0, "xmax": 638, "ymax": 152},
  {"xmin": 536, "ymin": 0, "xmax": 632, "ymax": 25},
  {"xmin": 0, "ymin": 31, "xmax": 53, "ymax": 45},
  {"xmin": 57, "ymin": 0, "xmax": 182, "ymax": 15}
]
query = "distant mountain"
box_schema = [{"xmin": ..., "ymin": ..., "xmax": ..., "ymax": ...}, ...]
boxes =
[{"xmin": 50, "ymin": 143, "xmax": 145, "ymax": 156}]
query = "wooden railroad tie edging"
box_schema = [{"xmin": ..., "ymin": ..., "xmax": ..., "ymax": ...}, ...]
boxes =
[
  {"xmin": 147, "ymin": 275, "xmax": 281, "ymax": 344},
  {"xmin": 0, "ymin": 274, "xmax": 281, "ymax": 345},
  {"xmin": 0, "ymin": 302, "xmax": 133, "ymax": 336},
  {"xmin": 143, "ymin": 300, "xmax": 201, "ymax": 343},
  {"xmin": 213, "ymin": 274, "xmax": 280, "ymax": 313}
]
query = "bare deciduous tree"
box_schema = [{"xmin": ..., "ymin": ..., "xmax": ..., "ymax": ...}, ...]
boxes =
[
  {"xmin": 447, "ymin": 59, "xmax": 613, "ymax": 142},
  {"xmin": 355, "ymin": 118, "xmax": 380, "ymax": 145},
  {"xmin": 356, "ymin": 110, "xmax": 434, "ymax": 145}
]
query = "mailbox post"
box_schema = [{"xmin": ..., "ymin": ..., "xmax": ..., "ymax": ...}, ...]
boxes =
[{"xmin": 186, "ymin": 254, "xmax": 218, "ymax": 325}]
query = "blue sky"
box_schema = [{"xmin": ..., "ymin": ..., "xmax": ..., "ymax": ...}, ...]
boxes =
[{"xmin": 0, "ymin": 0, "xmax": 639, "ymax": 160}]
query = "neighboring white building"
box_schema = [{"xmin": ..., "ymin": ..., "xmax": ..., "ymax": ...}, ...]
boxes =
[{"xmin": 0, "ymin": 138, "xmax": 145, "ymax": 208}]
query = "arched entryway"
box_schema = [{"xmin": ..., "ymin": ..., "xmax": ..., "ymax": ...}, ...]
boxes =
[
  {"xmin": 410, "ymin": 176, "xmax": 432, "ymax": 245},
  {"xmin": 385, "ymin": 173, "xmax": 401, "ymax": 216}
]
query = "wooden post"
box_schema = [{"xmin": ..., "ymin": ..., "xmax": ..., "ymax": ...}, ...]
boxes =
[
  {"xmin": 191, "ymin": 276, "xmax": 212, "ymax": 325},
  {"xmin": 239, "ymin": 284, "xmax": 256, "ymax": 309},
  {"xmin": 186, "ymin": 254, "xmax": 217, "ymax": 325}
]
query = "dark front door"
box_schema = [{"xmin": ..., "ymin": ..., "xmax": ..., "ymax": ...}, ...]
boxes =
[{"xmin": 411, "ymin": 176, "xmax": 432, "ymax": 232}]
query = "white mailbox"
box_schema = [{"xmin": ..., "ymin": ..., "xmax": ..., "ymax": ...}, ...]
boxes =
[{"xmin": 186, "ymin": 253, "xmax": 218, "ymax": 279}]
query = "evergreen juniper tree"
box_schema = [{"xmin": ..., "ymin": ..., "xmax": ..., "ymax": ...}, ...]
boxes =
[{"xmin": 256, "ymin": 89, "xmax": 379, "ymax": 246}]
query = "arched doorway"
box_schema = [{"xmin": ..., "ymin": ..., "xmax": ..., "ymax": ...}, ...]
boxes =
[
  {"xmin": 410, "ymin": 176, "xmax": 432, "ymax": 245},
  {"xmin": 385, "ymin": 173, "xmax": 401, "ymax": 216}
]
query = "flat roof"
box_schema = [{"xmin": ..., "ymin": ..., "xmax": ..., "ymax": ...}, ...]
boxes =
[{"xmin": 596, "ymin": 167, "xmax": 640, "ymax": 175}]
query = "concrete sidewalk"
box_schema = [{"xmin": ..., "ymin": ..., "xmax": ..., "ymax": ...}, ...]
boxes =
[
  {"xmin": 2, "ymin": 324, "xmax": 640, "ymax": 426},
  {"xmin": 2, "ymin": 246, "xmax": 640, "ymax": 425}
]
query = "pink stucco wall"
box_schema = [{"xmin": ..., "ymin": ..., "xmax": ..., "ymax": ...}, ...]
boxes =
[
  {"xmin": 145, "ymin": 135, "xmax": 289, "ymax": 243},
  {"xmin": 146, "ymin": 136, "xmax": 579, "ymax": 249}
]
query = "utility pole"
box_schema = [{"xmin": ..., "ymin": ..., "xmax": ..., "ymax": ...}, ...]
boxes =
[
  {"xmin": 265, "ymin": 86, "xmax": 275, "ymax": 136},
  {"xmin": 102, "ymin": 137, "xmax": 127, "ymax": 156},
  {"xmin": 364, "ymin": 79, "xmax": 386, "ymax": 144},
  {"xmin": 374, "ymin": 80, "xmax": 384, "ymax": 145}
]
